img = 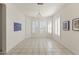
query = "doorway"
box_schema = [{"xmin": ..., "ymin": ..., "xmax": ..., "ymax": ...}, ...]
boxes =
[{"xmin": 0, "ymin": 4, "xmax": 6, "ymax": 54}]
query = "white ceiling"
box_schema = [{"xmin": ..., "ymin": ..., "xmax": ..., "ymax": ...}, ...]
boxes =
[{"xmin": 14, "ymin": 3, "xmax": 65, "ymax": 17}]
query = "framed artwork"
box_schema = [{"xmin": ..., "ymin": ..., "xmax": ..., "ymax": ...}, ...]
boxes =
[
  {"xmin": 14, "ymin": 22, "xmax": 21, "ymax": 31},
  {"xmin": 63, "ymin": 21, "xmax": 70, "ymax": 31},
  {"xmin": 72, "ymin": 18, "xmax": 79, "ymax": 31}
]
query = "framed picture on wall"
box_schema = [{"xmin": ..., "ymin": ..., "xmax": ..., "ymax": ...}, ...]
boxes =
[
  {"xmin": 72, "ymin": 18, "xmax": 79, "ymax": 31},
  {"xmin": 63, "ymin": 21, "xmax": 70, "ymax": 31},
  {"xmin": 14, "ymin": 22, "xmax": 21, "ymax": 31}
]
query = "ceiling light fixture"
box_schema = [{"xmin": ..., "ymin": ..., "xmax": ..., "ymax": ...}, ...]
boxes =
[
  {"xmin": 35, "ymin": 3, "xmax": 43, "ymax": 17},
  {"xmin": 37, "ymin": 12, "xmax": 41, "ymax": 16},
  {"xmin": 37, "ymin": 3, "xmax": 44, "ymax": 5}
]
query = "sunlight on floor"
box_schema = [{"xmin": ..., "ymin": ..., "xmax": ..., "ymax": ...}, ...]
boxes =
[{"xmin": 7, "ymin": 38, "xmax": 73, "ymax": 55}]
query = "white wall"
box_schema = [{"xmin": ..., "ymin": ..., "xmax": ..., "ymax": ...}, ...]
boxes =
[
  {"xmin": 53, "ymin": 4, "xmax": 79, "ymax": 54},
  {"xmin": 6, "ymin": 4, "xmax": 25, "ymax": 52}
]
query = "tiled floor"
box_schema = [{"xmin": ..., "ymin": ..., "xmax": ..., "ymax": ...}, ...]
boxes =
[{"xmin": 7, "ymin": 38, "xmax": 73, "ymax": 55}]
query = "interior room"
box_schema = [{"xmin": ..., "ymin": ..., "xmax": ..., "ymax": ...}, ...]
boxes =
[{"xmin": 0, "ymin": 3, "xmax": 79, "ymax": 55}]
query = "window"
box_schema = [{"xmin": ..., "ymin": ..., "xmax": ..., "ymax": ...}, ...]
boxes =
[
  {"xmin": 48, "ymin": 21, "xmax": 52, "ymax": 34},
  {"xmin": 40, "ymin": 20, "xmax": 48, "ymax": 33},
  {"xmin": 53, "ymin": 16, "xmax": 60, "ymax": 36},
  {"xmin": 32, "ymin": 19, "xmax": 52, "ymax": 34},
  {"xmin": 32, "ymin": 20, "xmax": 39, "ymax": 33}
]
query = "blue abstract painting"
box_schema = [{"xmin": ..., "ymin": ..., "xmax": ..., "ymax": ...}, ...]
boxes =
[{"xmin": 14, "ymin": 22, "xmax": 21, "ymax": 31}]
